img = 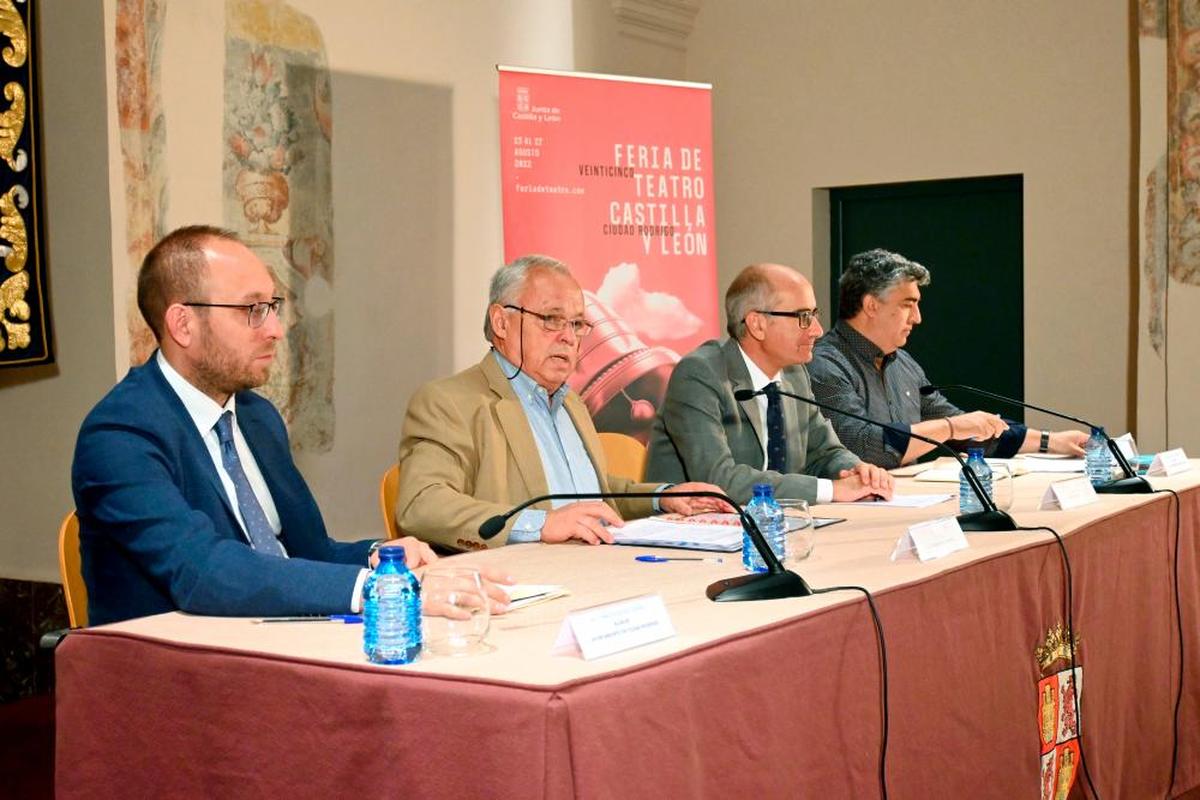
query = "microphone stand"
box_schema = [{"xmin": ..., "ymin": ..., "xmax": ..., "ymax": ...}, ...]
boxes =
[
  {"xmin": 478, "ymin": 490, "xmax": 812, "ymax": 602},
  {"xmin": 925, "ymin": 384, "xmax": 1152, "ymax": 494},
  {"xmin": 735, "ymin": 387, "xmax": 1017, "ymax": 532}
]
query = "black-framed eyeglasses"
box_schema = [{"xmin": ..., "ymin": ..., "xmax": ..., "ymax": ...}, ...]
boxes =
[
  {"xmin": 183, "ymin": 297, "xmax": 285, "ymax": 329},
  {"xmin": 503, "ymin": 304, "xmax": 594, "ymax": 337},
  {"xmin": 752, "ymin": 308, "xmax": 820, "ymax": 329}
]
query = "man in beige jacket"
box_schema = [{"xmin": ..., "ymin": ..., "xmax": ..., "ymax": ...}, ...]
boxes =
[{"xmin": 397, "ymin": 254, "xmax": 728, "ymax": 552}]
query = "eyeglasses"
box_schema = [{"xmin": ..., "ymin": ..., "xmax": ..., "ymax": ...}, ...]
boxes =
[
  {"xmin": 503, "ymin": 304, "xmax": 594, "ymax": 337},
  {"xmin": 753, "ymin": 308, "xmax": 820, "ymax": 329},
  {"xmin": 183, "ymin": 297, "xmax": 285, "ymax": 328}
]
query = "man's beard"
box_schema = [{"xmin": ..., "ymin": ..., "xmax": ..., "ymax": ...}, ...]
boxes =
[{"xmin": 192, "ymin": 330, "xmax": 272, "ymax": 399}]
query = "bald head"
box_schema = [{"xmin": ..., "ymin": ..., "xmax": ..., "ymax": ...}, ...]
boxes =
[{"xmin": 725, "ymin": 263, "xmax": 813, "ymax": 341}]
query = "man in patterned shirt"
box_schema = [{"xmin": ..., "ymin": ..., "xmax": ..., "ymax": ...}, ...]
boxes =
[{"xmin": 808, "ymin": 248, "xmax": 1087, "ymax": 468}]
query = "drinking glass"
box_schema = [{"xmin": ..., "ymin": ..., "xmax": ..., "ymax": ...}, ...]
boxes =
[
  {"xmin": 777, "ymin": 499, "xmax": 815, "ymax": 562},
  {"xmin": 988, "ymin": 462, "xmax": 1014, "ymax": 511},
  {"xmin": 421, "ymin": 567, "xmax": 491, "ymax": 656}
]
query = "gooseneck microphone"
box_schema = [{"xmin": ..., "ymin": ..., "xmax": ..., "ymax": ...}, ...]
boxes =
[
  {"xmin": 734, "ymin": 386, "xmax": 1017, "ymax": 532},
  {"xmin": 921, "ymin": 383, "xmax": 1152, "ymax": 494},
  {"xmin": 478, "ymin": 489, "xmax": 813, "ymax": 602}
]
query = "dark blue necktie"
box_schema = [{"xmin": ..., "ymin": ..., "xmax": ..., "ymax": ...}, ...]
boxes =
[
  {"xmin": 214, "ymin": 411, "xmax": 286, "ymax": 557},
  {"xmin": 763, "ymin": 382, "xmax": 788, "ymax": 473}
]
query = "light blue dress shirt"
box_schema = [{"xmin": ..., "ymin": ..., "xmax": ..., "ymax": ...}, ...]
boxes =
[{"xmin": 496, "ymin": 351, "xmax": 603, "ymax": 542}]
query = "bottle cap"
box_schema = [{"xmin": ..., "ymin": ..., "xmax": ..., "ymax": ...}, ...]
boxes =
[{"xmin": 377, "ymin": 546, "xmax": 406, "ymax": 564}]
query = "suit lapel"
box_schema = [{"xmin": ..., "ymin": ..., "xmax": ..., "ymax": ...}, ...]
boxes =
[
  {"xmin": 146, "ymin": 354, "xmax": 241, "ymax": 529},
  {"xmin": 723, "ymin": 339, "xmax": 765, "ymax": 453},
  {"xmin": 781, "ymin": 367, "xmax": 808, "ymax": 471},
  {"xmin": 481, "ymin": 354, "xmax": 548, "ymax": 500}
]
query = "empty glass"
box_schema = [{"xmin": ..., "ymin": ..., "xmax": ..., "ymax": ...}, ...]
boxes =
[
  {"xmin": 987, "ymin": 461, "xmax": 1014, "ymax": 511},
  {"xmin": 421, "ymin": 567, "xmax": 491, "ymax": 657},
  {"xmin": 777, "ymin": 499, "xmax": 815, "ymax": 562}
]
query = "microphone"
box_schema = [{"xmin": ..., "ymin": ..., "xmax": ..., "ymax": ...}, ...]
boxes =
[
  {"xmin": 478, "ymin": 489, "xmax": 813, "ymax": 602},
  {"xmin": 734, "ymin": 386, "xmax": 1017, "ymax": 532},
  {"xmin": 921, "ymin": 384, "xmax": 1151, "ymax": 494}
]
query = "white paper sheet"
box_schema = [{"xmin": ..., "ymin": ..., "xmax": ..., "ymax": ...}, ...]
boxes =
[{"xmin": 839, "ymin": 493, "xmax": 954, "ymax": 509}]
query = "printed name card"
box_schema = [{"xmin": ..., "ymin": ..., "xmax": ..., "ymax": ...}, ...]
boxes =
[
  {"xmin": 890, "ymin": 516, "xmax": 969, "ymax": 562},
  {"xmin": 552, "ymin": 594, "xmax": 675, "ymax": 660},
  {"xmin": 1147, "ymin": 448, "xmax": 1191, "ymax": 477},
  {"xmin": 1113, "ymin": 432, "xmax": 1137, "ymax": 463},
  {"xmin": 1039, "ymin": 477, "xmax": 1099, "ymax": 511}
]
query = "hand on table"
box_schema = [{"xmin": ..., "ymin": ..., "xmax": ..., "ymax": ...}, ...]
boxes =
[
  {"xmin": 542, "ymin": 501, "xmax": 622, "ymax": 545},
  {"xmin": 659, "ymin": 482, "xmax": 735, "ymax": 515},
  {"xmin": 1048, "ymin": 430, "xmax": 1089, "ymax": 456},
  {"xmin": 371, "ymin": 536, "xmax": 437, "ymax": 569},
  {"xmin": 832, "ymin": 464, "xmax": 895, "ymax": 502},
  {"xmin": 420, "ymin": 565, "xmax": 516, "ymax": 618}
]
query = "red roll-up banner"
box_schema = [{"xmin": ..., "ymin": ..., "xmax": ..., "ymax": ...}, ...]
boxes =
[{"xmin": 498, "ymin": 66, "xmax": 719, "ymax": 442}]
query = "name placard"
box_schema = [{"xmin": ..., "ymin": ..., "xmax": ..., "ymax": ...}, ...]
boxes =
[
  {"xmin": 552, "ymin": 594, "xmax": 676, "ymax": 660},
  {"xmin": 1113, "ymin": 432, "xmax": 1137, "ymax": 463},
  {"xmin": 1039, "ymin": 477, "xmax": 1098, "ymax": 511},
  {"xmin": 1148, "ymin": 448, "xmax": 1191, "ymax": 477},
  {"xmin": 890, "ymin": 516, "xmax": 968, "ymax": 563}
]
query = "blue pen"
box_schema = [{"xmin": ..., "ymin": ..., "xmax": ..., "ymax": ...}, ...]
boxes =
[
  {"xmin": 635, "ymin": 555, "xmax": 724, "ymax": 564},
  {"xmin": 254, "ymin": 614, "xmax": 363, "ymax": 624}
]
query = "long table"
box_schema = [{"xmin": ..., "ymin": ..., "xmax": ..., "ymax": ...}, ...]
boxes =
[{"xmin": 55, "ymin": 467, "xmax": 1200, "ymax": 798}]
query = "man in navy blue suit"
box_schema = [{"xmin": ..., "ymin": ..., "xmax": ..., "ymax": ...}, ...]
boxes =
[{"xmin": 72, "ymin": 225, "xmax": 455, "ymax": 625}]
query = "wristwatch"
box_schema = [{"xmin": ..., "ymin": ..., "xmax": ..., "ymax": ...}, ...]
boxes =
[
  {"xmin": 367, "ymin": 539, "xmax": 385, "ymax": 564},
  {"xmin": 1039, "ymin": 431, "xmax": 1050, "ymax": 453}
]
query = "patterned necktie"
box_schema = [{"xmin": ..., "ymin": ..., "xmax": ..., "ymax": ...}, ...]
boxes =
[
  {"xmin": 763, "ymin": 382, "xmax": 788, "ymax": 473},
  {"xmin": 213, "ymin": 411, "xmax": 286, "ymax": 557}
]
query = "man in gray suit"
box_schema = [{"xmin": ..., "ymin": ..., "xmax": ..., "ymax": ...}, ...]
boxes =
[{"xmin": 645, "ymin": 263, "xmax": 893, "ymax": 504}]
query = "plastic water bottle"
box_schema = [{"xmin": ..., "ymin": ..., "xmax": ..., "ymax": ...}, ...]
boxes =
[
  {"xmin": 743, "ymin": 483, "xmax": 787, "ymax": 572},
  {"xmin": 362, "ymin": 568, "xmax": 379, "ymax": 659},
  {"xmin": 1085, "ymin": 427, "xmax": 1111, "ymax": 487},
  {"xmin": 959, "ymin": 447, "xmax": 993, "ymax": 514},
  {"xmin": 363, "ymin": 547, "xmax": 422, "ymax": 665}
]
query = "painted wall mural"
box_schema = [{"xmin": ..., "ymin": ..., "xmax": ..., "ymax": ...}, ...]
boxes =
[
  {"xmin": 223, "ymin": 0, "xmax": 334, "ymax": 452},
  {"xmin": 112, "ymin": 0, "xmax": 334, "ymax": 451},
  {"xmin": 115, "ymin": 0, "xmax": 167, "ymax": 367},
  {"xmin": 1138, "ymin": 0, "xmax": 1200, "ymax": 450}
]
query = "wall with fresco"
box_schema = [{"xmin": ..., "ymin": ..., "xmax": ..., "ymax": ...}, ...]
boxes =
[{"xmin": 1137, "ymin": 0, "xmax": 1200, "ymax": 453}]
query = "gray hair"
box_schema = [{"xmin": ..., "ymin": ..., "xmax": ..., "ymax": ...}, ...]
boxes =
[
  {"xmin": 483, "ymin": 254, "xmax": 572, "ymax": 342},
  {"xmin": 838, "ymin": 249, "xmax": 930, "ymax": 319},
  {"xmin": 725, "ymin": 264, "xmax": 782, "ymax": 340}
]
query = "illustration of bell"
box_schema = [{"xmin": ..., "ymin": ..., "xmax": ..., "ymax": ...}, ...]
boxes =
[{"xmin": 569, "ymin": 291, "xmax": 679, "ymax": 443}]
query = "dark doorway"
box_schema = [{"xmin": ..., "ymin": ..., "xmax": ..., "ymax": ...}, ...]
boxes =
[{"xmin": 828, "ymin": 174, "xmax": 1024, "ymax": 421}]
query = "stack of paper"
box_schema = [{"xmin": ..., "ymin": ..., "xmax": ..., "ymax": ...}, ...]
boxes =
[
  {"xmin": 611, "ymin": 512, "xmax": 836, "ymax": 552},
  {"xmin": 1020, "ymin": 455, "xmax": 1086, "ymax": 473},
  {"xmin": 915, "ymin": 458, "xmax": 1029, "ymax": 483},
  {"xmin": 612, "ymin": 515, "xmax": 745, "ymax": 551}
]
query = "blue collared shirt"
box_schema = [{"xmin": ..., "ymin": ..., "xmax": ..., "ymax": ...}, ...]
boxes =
[{"xmin": 496, "ymin": 351, "xmax": 604, "ymax": 542}]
